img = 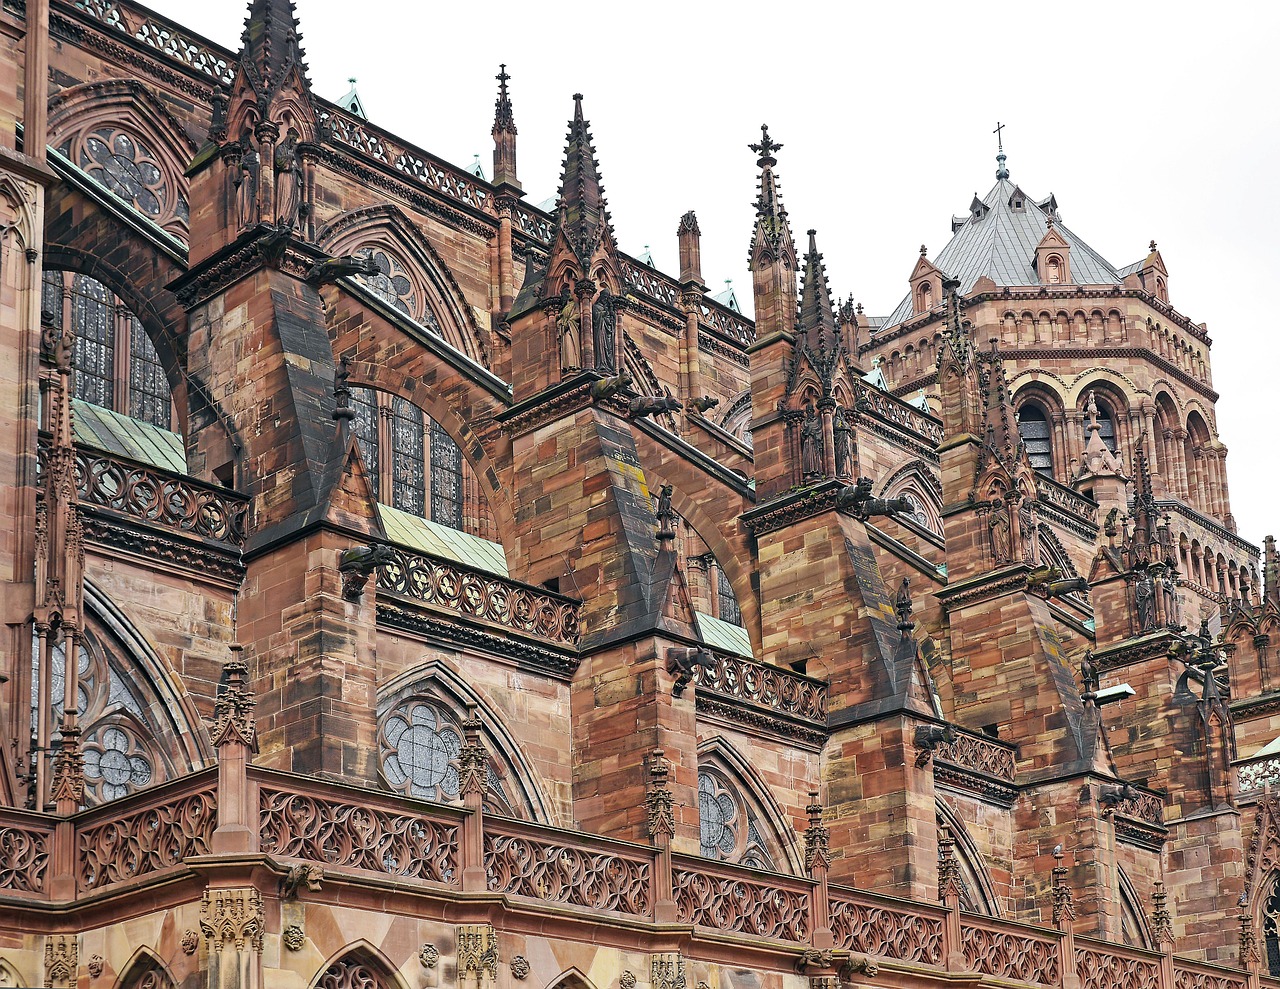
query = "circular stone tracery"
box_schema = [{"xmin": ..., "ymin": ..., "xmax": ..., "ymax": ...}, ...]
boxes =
[
  {"xmin": 83, "ymin": 724, "xmax": 153, "ymax": 802},
  {"xmin": 380, "ymin": 701, "xmax": 462, "ymax": 800},
  {"xmin": 698, "ymin": 771, "xmax": 739, "ymax": 859}
]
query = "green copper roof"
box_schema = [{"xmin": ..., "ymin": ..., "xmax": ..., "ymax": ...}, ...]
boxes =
[
  {"xmin": 379, "ymin": 503, "xmax": 509, "ymax": 577},
  {"xmin": 695, "ymin": 611, "xmax": 752, "ymax": 658},
  {"xmin": 72, "ymin": 400, "xmax": 186, "ymax": 474}
]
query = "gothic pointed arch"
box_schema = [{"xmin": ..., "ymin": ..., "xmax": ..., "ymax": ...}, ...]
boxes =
[
  {"xmin": 318, "ymin": 204, "xmax": 489, "ymax": 367},
  {"xmin": 113, "ymin": 946, "xmax": 175, "ymax": 989},
  {"xmin": 310, "ymin": 942, "xmax": 409, "ymax": 989},
  {"xmin": 1038, "ymin": 525, "xmax": 1081, "ymax": 579},
  {"xmin": 546, "ymin": 969, "xmax": 598, "ymax": 989},
  {"xmin": 622, "ymin": 336, "xmax": 678, "ymax": 432},
  {"xmin": 880, "ymin": 460, "xmax": 944, "ymax": 538},
  {"xmin": 1117, "ymin": 867, "xmax": 1153, "ymax": 948},
  {"xmin": 936, "ymin": 800, "xmax": 1000, "ymax": 915},
  {"xmin": 48, "ymin": 80, "xmax": 198, "ymax": 244},
  {"xmin": 375, "ymin": 660, "xmax": 553, "ymax": 823},
  {"xmin": 696, "ymin": 737, "xmax": 803, "ymax": 874},
  {"xmin": 36, "ymin": 580, "xmax": 210, "ymax": 808},
  {"xmin": 0, "ymin": 957, "xmax": 31, "ymax": 989},
  {"xmin": 0, "ymin": 175, "xmax": 38, "ymax": 253},
  {"xmin": 717, "ymin": 390, "xmax": 753, "ymax": 449}
]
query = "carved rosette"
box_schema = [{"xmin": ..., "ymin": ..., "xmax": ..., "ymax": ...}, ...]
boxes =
[
  {"xmin": 645, "ymin": 749, "xmax": 675, "ymax": 842},
  {"xmin": 282, "ymin": 926, "xmax": 305, "ymax": 952},
  {"xmin": 44, "ymin": 935, "xmax": 77, "ymax": 989},
  {"xmin": 87, "ymin": 956, "xmax": 104, "ymax": 979},
  {"xmin": 419, "ymin": 945, "xmax": 439, "ymax": 970},
  {"xmin": 510, "ymin": 957, "xmax": 529, "ymax": 981},
  {"xmin": 619, "ymin": 974, "xmax": 636, "ymax": 989},
  {"xmin": 456, "ymin": 924, "xmax": 498, "ymax": 982},
  {"xmin": 200, "ymin": 887, "xmax": 264, "ymax": 953},
  {"xmin": 180, "ymin": 931, "xmax": 199, "ymax": 956},
  {"xmin": 650, "ymin": 954, "xmax": 686, "ymax": 989}
]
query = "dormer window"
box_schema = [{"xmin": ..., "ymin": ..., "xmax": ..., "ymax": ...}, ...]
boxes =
[
  {"xmin": 1013, "ymin": 198, "xmax": 1023, "ymax": 210},
  {"xmin": 1046, "ymin": 255, "xmax": 1063, "ymax": 284},
  {"xmin": 917, "ymin": 282, "xmax": 933, "ymax": 313},
  {"xmin": 1155, "ymin": 276, "xmax": 1168, "ymax": 303}
]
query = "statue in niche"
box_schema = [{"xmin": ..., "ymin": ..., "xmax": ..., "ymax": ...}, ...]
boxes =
[
  {"xmin": 988, "ymin": 497, "xmax": 1013, "ymax": 564},
  {"xmin": 1017, "ymin": 497, "xmax": 1037, "ymax": 564},
  {"xmin": 556, "ymin": 287, "xmax": 579, "ymax": 371},
  {"xmin": 235, "ymin": 138, "xmax": 259, "ymax": 229},
  {"xmin": 1158, "ymin": 569, "xmax": 1180, "ymax": 628},
  {"xmin": 1134, "ymin": 568, "xmax": 1156, "ymax": 632},
  {"xmin": 833, "ymin": 406, "xmax": 855, "ymax": 479},
  {"xmin": 800, "ymin": 406, "xmax": 823, "ymax": 479},
  {"xmin": 273, "ymin": 127, "xmax": 303, "ymax": 228},
  {"xmin": 592, "ymin": 288, "xmax": 618, "ymax": 373}
]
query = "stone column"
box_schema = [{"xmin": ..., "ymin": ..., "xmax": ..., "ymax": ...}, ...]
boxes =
[
  {"xmin": 819, "ymin": 398, "xmax": 837, "ymax": 479},
  {"xmin": 210, "ymin": 645, "xmax": 257, "ymax": 854}
]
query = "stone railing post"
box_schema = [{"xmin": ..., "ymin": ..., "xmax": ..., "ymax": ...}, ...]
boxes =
[
  {"xmin": 646, "ymin": 748, "xmax": 676, "ymax": 922},
  {"xmin": 210, "ymin": 644, "xmax": 257, "ymax": 854},
  {"xmin": 458, "ymin": 705, "xmax": 488, "ymax": 892},
  {"xmin": 938, "ymin": 825, "xmax": 966, "ymax": 971},
  {"xmin": 804, "ymin": 791, "xmax": 834, "ymax": 949},
  {"xmin": 1051, "ymin": 847, "xmax": 1080, "ymax": 989},
  {"xmin": 1152, "ymin": 882, "xmax": 1175, "ymax": 989}
]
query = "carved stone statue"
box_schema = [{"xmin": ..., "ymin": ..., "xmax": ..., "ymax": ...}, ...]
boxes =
[
  {"xmin": 1017, "ymin": 497, "xmax": 1037, "ymax": 564},
  {"xmin": 800, "ymin": 406, "xmax": 823, "ymax": 479},
  {"xmin": 1134, "ymin": 568, "xmax": 1156, "ymax": 632},
  {"xmin": 273, "ymin": 127, "xmax": 303, "ymax": 228},
  {"xmin": 592, "ymin": 288, "xmax": 618, "ymax": 373},
  {"xmin": 1157, "ymin": 569, "xmax": 1180, "ymax": 628},
  {"xmin": 835, "ymin": 477, "xmax": 912, "ymax": 519},
  {"xmin": 988, "ymin": 498, "xmax": 1013, "ymax": 564},
  {"xmin": 690, "ymin": 396, "xmax": 720, "ymax": 414},
  {"xmin": 235, "ymin": 140, "xmax": 259, "ymax": 230},
  {"xmin": 655, "ymin": 484, "xmax": 675, "ymax": 541},
  {"xmin": 833, "ymin": 406, "xmax": 855, "ymax": 479},
  {"xmin": 589, "ymin": 371, "xmax": 632, "ymax": 401},
  {"xmin": 556, "ymin": 288, "xmax": 579, "ymax": 371}
]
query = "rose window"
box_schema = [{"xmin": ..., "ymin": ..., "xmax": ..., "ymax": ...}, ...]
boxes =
[
  {"xmin": 80, "ymin": 130, "xmax": 166, "ymax": 217},
  {"xmin": 83, "ymin": 725, "xmax": 153, "ymax": 802},
  {"xmin": 698, "ymin": 771, "xmax": 739, "ymax": 859},
  {"xmin": 380, "ymin": 701, "xmax": 462, "ymax": 800}
]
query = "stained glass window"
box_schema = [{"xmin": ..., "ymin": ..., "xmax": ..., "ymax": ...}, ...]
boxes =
[
  {"xmin": 350, "ymin": 386, "xmax": 380, "ymax": 502},
  {"xmin": 430, "ymin": 420, "xmax": 463, "ymax": 529},
  {"xmin": 698, "ymin": 771, "xmax": 739, "ymax": 859},
  {"xmin": 127, "ymin": 314, "xmax": 171, "ymax": 428},
  {"xmin": 717, "ymin": 567, "xmax": 742, "ymax": 627},
  {"xmin": 79, "ymin": 129, "xmax": 166, "ymax": 218},
  {"xmin": 379, "ymin": 701, "xmax": 462, "ymax": 801},
  {"xmin": 42, "ymin": 270, "xmax": 64, "ymax": 325},
  {"xmin": 1017, "ymin": 403, "xmax": 1054, "ymax": 473},
  {"xmin": 70, "ymin": 274, "xmax": 114, "ymax": 409},
  {"xmin": 357, "ymin": 248, "xmax": 417, "ymax": 317},
  {"xmin": 391, "ymin": 396, "xmax": 425, "ymax": 516}
]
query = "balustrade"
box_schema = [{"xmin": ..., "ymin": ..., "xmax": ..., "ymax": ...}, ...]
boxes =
[
  {"xmin": 1238, "ymin": 753, "xmax": 1280, "ymax": 794},
  {"xmin": 960, "ymin": 917, "xmax": 1060, "ymax": 986},
  {"xmin": 376, "ymin": 545, "xmax": 580, "ymax": 647},
  {"xmin": 0, "ymin": 811, "xmax": 53, "ymax": 896},
  {"xmin": 672, "ymin": 855, "xmax": 812, "ymax": 942},
  {"xmin": 691, "ymin": 651, "xmax": 827, "ymax": 724},
  {"xmin": 934, "ymin": 728, "xmax": 1017, "ymax": 781},
  {"xmin": 828, "ymin": 885, "xmax": 944, "ymax": 963},
  {"xmin": 1075, "ymin": 938, "xmax": 1163, "ymax": 989}
]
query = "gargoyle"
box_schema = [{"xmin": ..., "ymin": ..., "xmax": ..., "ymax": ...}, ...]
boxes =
[
  {"xmin": 913, "ymin": 723, "xmax": 957, "ymax": 767},
  {"xmin": 629, "ymin": 392, "xmax": 683, "ymax": 418},
  {"xmin": 589, "ymin": 371, "xmax": 633, "ymax": 401},
  {"xmin": 339, "ymin": 542, "xmax": 398, "ymax": 601},
  {"xmin": 280, "ymin": 863, "xmax": 323, "ymax": 900},
  {"xmin": 308, "ymin": 253, "xmax": 380, "ymax": 286},
  {"xmin": 666, "ymin": 646, "xmax": 714, "ymax": 696},
  {"xmin": 840, "ymin": 957, "xmax": 879, "ymax": 980},
  {"xmin": 794, "ymin": 949, "xmax": 834, "ymax": 975},
  {"xmin": 689, "ymin": 395, "xmax": 720, "ymax": 414},
  {"xmin": 835, "ymin": 477, "xmax": 912, "ymax": 520},
  {"xmin": 1097, "ymin": 781, "xmax": 1134, "ymax": 813},
  {"xmin": 1025, "ymin": 566, "xmax": 1090, "ymax": 599}
]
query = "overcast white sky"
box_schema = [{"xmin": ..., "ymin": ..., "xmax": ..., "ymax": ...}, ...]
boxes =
[{"xmin": 147, "ymin": 0, "xmax": 1280, "ymax": 553}]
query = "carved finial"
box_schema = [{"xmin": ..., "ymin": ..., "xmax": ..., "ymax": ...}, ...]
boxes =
[
  {"xmin": 1152, "ymin": 881, "xmax": 1174, "ymax": 946},
  {"xmin": 1051, "ymin": 845, "xmax": 1075, "ymax": 929},
  {"xmin": 920, "ymin": 243, "xmax": 928, "ymax": 257},
  {"xmin": 458, "ymin": 703, "xmax": 488, "ymax": 800},
  {"xmin": 1149, "ymin": 239, "xmax": 1158, "ymax": 253},
  {"xmin": 938, "ymin": 824, "xmax": 963, "ymax": 903},
  {"xmin": 993, "ymin": 121, "xmax": 1009, "ymax": 179},
  {"xmin": 749, "ymin": 123, "xmax": 782, "ymax": 166},
  {"xmin": 803, "ymin": 791, "xmax": 831, "ymax": 874},
  {"xmin": 210, "ymin": 643, "xmax": 258, "ymax": 751},
  {"xmin": 645, "ymin": 748, "xmax": 675, "ymax": 842}
]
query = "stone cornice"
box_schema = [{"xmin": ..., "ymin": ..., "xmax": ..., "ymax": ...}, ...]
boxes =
[
  {"xmin": 694, "ymin": 691, "xmax": 827, "ymax": 750},
  {"xmin": 933, "ymin": 564, "xmax": 1031, "ymax": 612},
  {"xmin": 740, "ymin": 481, "xmax": 841, "ymax": 537},
  {"xmin": 496, "ymin": 374, "xmax": 597, "ymax": 438},
  {"xmin": 698, "ymin": 330, "xmax": 751, "ymax": 368},
  {"xmin": 376, "ymin": 601, "xmax": 580, "ymax": 681},
  {"xmin": 1091, "ymin": 630, "xmax": 1182, "ymax": 673},
  {"xmin": 80, "ymin": 509, "xmax": 245, "ymax": 587},
  {"xmin": 1154, "ymin": 500, "xmax": 1257, "ymax": 558},
  {"xmin": 933, "ymin": 762, "xmax": 1018, "ymax": 808},
  {"xmin": 167, "ymin": 225, "xmax": 322, "ymax": 311}
]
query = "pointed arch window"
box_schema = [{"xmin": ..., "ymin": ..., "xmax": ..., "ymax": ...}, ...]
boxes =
[
  {"xmin": 1265, "ymin": 877, "xmax": 1280, "ymax": 976},
  {"xmin": 716, "ymin": 567, "xmax": 742, "ymax": 627},
  {"xmin": 347, "ymin": 386, "xmax": 492, "ymax": 539},
  {"xmin": 42, "ymin": 270, "xmax": 174, "ymax": 431},
  {"xmin": 1016, "ymin": 402, "xmax": 1054, "ymax": 473}
]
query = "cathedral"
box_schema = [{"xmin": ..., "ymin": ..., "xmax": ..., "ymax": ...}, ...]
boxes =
[{"xmin": 2, "ymin": 4, "xmax": 1279, "ymax": 989}]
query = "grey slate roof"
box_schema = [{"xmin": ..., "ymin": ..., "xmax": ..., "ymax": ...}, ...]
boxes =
[{"xmin": 881, "ymin": 175, "xmax": 1125, "ymax": 327}]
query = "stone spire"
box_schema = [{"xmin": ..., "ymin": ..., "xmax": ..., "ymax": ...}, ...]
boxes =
[
  {"xmin": 747, "ymin": 124, "xmax": 798, "ymax": 341},
  {"xmin": 491, "ymin": 64, "xmax": 520, "ymax": 191},
  {"xmin": 553, "ymin": 94, "xmax": 613, "ymax": 269},
  {"xmin": 798, "ymin": 228, "xmax": 838, "ymax": 348},
  {"xmin": 235, "ymin": 0, "xmax": 314, "ymax": 135}
]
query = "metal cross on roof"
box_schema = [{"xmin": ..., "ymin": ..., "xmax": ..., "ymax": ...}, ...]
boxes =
[{"xmin": 993, "ymin": 120, "xmax": 1006, "ymax": 152}]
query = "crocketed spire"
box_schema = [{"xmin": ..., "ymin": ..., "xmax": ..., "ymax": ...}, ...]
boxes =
[
  {"xmin": 798, "ymin": 228, "xmax": 838, "ymax": 346},
  {"xmin": 238, "ymin": 0, "xmax": 311, "ymax": 114},
  {"xmin": 491, "ymin": 64, "xmax": 519, "ymax": 189},
  {"xmin": 747, "ymin": 124, "xmax": 795, "ymax": 264},
  {"xmin": 554, "ymin": 94, "xmax": 612, "ymax": 265}
]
